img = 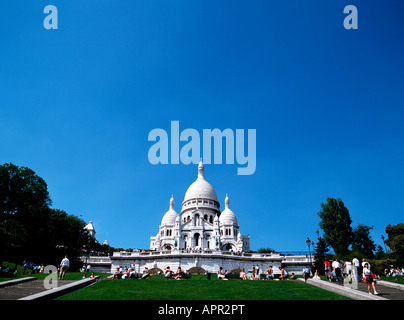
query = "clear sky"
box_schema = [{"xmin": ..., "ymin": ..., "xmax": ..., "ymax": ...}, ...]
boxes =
[{"xmin": 1, "ymin": 1, "xmax": 403, "ymax": 252}]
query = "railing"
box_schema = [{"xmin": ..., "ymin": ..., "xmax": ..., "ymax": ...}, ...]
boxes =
[
  {"xmin": 112, "ymin": 250, "xmax": 285, "ymax": 259},
  {"xmin": 79, "ymin": 257, "xmax": 111, "ymax": 263}
]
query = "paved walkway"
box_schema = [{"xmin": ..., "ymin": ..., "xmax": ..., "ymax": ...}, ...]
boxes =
[
  {"xmin": 302, "ymin": 277, "xmax": 404, "ymax": 300},
  {"xmin": 0, "ymin": 276, "xmax": 99, "ymax": 300},
  {"xmin": 0, "ymin": 278, "xmax": 76, "ymax": 300},
  {"xmin": 356, "ymin": 280, "xmax": 404, "ymax": 300}
]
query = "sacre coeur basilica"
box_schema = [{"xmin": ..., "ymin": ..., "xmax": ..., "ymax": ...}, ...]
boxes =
[
  {"xmin": 150, "ymin": 160, "xmax": 250, "ymax": 253},
  {"xmin": 85, "ymin": 161, "xmax": 310, "ymax": 275}
]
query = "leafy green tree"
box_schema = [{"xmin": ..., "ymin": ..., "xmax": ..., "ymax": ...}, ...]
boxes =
[
  {"xmin": 0, "ymin": 163, "xmax": 52, "ymax": 263},
  {"xmin": 0, "ymin": 163, "xmax": 51, "ymax": 217},
  {"xmin": 385, "ymin": 223, "xmax": 404, "ymax": 267},
  {"xmin": 0, "ymin": 163, "xmax": 89, "ymax": 269},
  {"xmin": 317, "ymin": 197, "xmax": 353, "ymax": 258},
  {"xmin": 313, "ymin": 236, "xmax": 331, "ymax": 275},
  {"xmin": 374, "ymin": 245, "xmax": 386, "ymax": 260},
  {"xmin": 351, "ymin": 224, "xmax": 376, "ymax": 258},
  {"xmin": 257, "ymin": 248, "xmax": 277, "ymax": 253},
  {"xmin": 47, "ymin": 209, "xmax": 88, "ymax": 267}
]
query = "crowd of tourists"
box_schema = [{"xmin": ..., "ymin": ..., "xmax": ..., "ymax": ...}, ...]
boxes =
[
  {"xmin": 323, "ymin": 257, "xmax": 380, "ymax": 295},
  {"xmin": 384, "ymin": 267, "xmax": 404, "ymax": 277}
]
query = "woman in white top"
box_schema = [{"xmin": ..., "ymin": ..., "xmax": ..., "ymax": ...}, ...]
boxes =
[
  {"xmin": 362, "ymin": 263, "xmax": 378, "ymax": 295},
  {"xmin": 240, "ymin": 268, "xmax": 247, "ymax": 280},
  {"xmin": 217, "ymin": 267, "xmax": 225, "ymax": 280}
]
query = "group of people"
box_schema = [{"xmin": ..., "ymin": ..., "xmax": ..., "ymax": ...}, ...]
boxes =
[
  {"xmin": 22, "ymin": 261, "xmax": 44, "ymax": 274},
  {"xmin": 82, "ymin": 272, "xmax": 96, "ymax": 279},
  {"xmin": 163, "ymin": 266, "xmax": 191, "ymax": 280},
  {"xmin": 238, "ymin": 265, "xmax": 311, "ymax": 281},
  {"xmin": 0, "ymin": 264, "xmax": 17, "ymax": 277},
  {"xmin": 323, "ymin": 257, "xmax": 379, "ymax": 295},
  {"xmin": 324, "ymin": 259, "xmax": 346, "ymax": 283},
  {"xmin": 239, "ymin": 267, "xmax": 259, "ymax": 280},
  {"xmin": 238, "ymin": 265, "xmax": 263, "ymax": 280},
  {"xmin": 265, "ymin": 265, "xmax": 311, "ymax": 281},
  {"xmin": 113, "ymin": 266, "xmax": 151, "ymax": 279},
  {"xmin": 384, "ymin": 267, "xmax": 404, "ymax": 277},
  {"xmin": 81, "ymin": 264, "xmax": 91, "ymax": 273}
]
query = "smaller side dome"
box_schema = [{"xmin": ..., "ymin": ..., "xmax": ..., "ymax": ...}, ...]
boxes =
[
  {"xmin": 161, "ymin": 195, "xmax": 179, "ymax": 225},
  {"xmin": 220, "ymin": 194, "xmax": 238, "ymax": 225}
]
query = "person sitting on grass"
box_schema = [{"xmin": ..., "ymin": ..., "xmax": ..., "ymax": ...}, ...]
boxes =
[
  {"xmin": 164, "ymin": 266, "xmax": 172, "ymax": 279},
  {"xmin": 175, "ymin": 267, "xmax": 186, "ymax": 280},
  {"xmin": 122, "ymin": 268, "xmax": 130, "ymax": 279},
  {"xmin": 240, "ymin": 268, "xmax": 247, "ymax": 280},
  {"xmin": 129, "ymin": 268, "xmax": 137, "ymax": 279},
  {"xmin": 141, "ymin": 267, "xmax": 150, "ymax": 279},
  {"xmin": 265, "ymin": 266, "xmax": 274, "ymax": 280},
  {"xmin": 113, "ymin": 267, "xmax": 122, "ymax": 279},
  {"xmin": 217, "ymin": 267, "xmax": 225, "ymax": 280},
  {"xmin": 279, "ymin": 267, "xmax": 288, "ymax": 280}
]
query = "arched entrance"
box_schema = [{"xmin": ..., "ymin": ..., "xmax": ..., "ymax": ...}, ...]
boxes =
[
  {"xmin": 188, "ymin": 267, "xmax": 206, "ymax": 274},
  {"xmin": 149, "ymin": 268, "xmax": 163, "ymax": 275},
  {"xmin": 222, "ymin": 243, "xmax": 234, "ymax": 251}
]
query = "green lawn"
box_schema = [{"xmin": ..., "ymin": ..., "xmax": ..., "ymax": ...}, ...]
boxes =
[
  {"xmin": 57, "ymin": 274, "xmax": 351, "ymax": 300},
  {"xmin": 380, "ymin": 276, "xmax": 404, "ymax": 285},
  {"xmin": 0, "ymin": 261, "xmax": 111, "ymax": 281}
]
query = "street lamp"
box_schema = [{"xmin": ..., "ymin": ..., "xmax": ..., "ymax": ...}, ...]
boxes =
[{"xmin": 306, "ymin": 237, "xmax": 312, "ymax": 265}]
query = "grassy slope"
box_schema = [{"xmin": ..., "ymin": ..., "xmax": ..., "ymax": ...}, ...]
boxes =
[
  {"xmin": 0, "ymin": 261, "xmax": 111, "ymax": 281},
  {"xmin": 57, "ymin": 274, "xmax": 351, "ymax": 300}
]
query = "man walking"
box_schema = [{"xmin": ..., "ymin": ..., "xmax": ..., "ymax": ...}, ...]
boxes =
[
  {"xmin": 352, "ymin": 257, "xmax": 360, "ymax": 282},
  {"xmin": 59, "ymin": 256, "xmax": 70, "ymax": 280}
]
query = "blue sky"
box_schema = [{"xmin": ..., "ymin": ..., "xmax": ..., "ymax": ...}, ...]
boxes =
[{"xmin": 1, "ymin": 1, "xmax": 403, "ymax": 252}]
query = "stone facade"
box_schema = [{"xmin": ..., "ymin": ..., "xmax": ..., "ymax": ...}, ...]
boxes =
[
  {"xmin": 82, "ymin": 253, "xmax": 312, "ymax": 275},
  {"xmin": 82, "ymin": 161, "xmax": 313, "ymax": 275},
  {"xmin": 150, "ymin": 161, "xmax": 250, "ymax": 253},
  {"xmin": 110, "ymin": 250, "xmax": 283, "ymax": 275}
]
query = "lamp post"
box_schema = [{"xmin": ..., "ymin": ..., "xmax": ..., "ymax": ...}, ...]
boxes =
[{"xmin": 306, "ymin": 237, "xmax": 312, "ymax": 265}]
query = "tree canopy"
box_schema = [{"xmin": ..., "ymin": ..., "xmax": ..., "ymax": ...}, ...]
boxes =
[
  {"xmin": 385, "ymin": 223, "xmax": 404, "ymax": 266},
  {"xmin": 317, "ymin": 197, "xmax": 353, "ymax": 258},
  {"xmin": 0, "ymin": 163, "xmax": 89, "ymax": 268},
  {"xmin": 351, "ymin": 224, "xmax": 376, "ymax": 258}
]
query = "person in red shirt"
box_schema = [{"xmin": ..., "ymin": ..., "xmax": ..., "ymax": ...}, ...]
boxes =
[{"xmin": 324, "ymin": 259, "xmax": 332, "ymax": 280}]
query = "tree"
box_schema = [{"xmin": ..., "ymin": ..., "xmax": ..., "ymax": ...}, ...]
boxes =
[
  {"xmin": 47, "ymin": 209, "xmax": 88, "ymax": 268},
  {"xmin": 385, "ymin": 223, "xmax": 404, "ymax": 267},
  {"xmin": 313, "ymin": 236, "xmax": 331, "ymax": 275},
  {"xmin": 0, "ymin": 163, "xmax": 52, "ymax": 263},
  {"xmin": 0, "ymin": 163, "xmax": 88, "ymax": 269},
  {"xmin": 351, "ymin": 224, "xmax": 376, "ymax": 258},
  {"xmin": 0, "ymin": 163, "xmax": 51, "ymax": 217},
  {"xmin": 374, "ymin": 245, "xmax": 386, "ymax": 260},
  {"xmin": 317, "ymin": 197, "xmax": 353, "ymax": 258},
  {"xmin": 257, "ymin": 248, "xmax": 277, "ymax": 254}
]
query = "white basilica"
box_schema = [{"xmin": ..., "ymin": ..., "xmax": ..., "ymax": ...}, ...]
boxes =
[{"xmin": 150, "ymin": 161, "xmax": 250, "ymax": 252}]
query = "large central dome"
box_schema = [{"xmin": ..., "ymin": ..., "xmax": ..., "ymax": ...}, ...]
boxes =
[{"xmin": 183, "ymin": 161, "xmax": 218, "ymax": 203}]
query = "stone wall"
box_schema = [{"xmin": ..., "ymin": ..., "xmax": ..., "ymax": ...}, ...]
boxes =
[{"xmin": 82, "ymin": 251, "xmax": 313, "ymax": 275}]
